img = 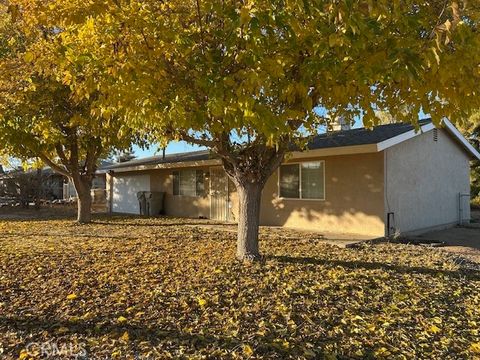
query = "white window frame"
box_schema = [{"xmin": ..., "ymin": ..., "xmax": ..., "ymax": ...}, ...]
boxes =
[
  {"xmin": 277, "ymin": 160, "xmax": 326, "ymax": 201},
  {"xmin": 173, "ymin": 169, "xmax": 205, "ymax": 197}
]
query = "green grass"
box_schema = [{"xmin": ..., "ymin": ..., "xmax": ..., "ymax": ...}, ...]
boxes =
[{"xmin": 0, "ymin": 216, "xmax": 479, "ymax": 359}]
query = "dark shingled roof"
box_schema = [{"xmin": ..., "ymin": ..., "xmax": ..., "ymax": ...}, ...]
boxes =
[
  {"xmin": 106, "ymin": 119, "xmax": 432, "ymax": 169},
  {"xmin": 306, "ymin": 118, "xmax": 431, "ymax": 150}
]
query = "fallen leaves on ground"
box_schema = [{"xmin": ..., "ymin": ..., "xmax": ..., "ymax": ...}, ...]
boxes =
[{"xmin": 0, "ymin": 215, "xmax": 479, "ymax": 359}]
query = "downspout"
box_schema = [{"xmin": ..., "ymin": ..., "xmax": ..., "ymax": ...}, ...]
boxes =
[
  {"xmin": 458, "ymin": 192, "xmax": 471, "ymax": 225},
  {"xmin": 384, "ymin": 150, "xmax": 395, "ymax": 237}
]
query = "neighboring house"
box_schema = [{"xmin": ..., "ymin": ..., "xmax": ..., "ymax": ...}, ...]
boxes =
[
  {"xmin": 0, "ymin": 161, "xmax": 112, "ymax": 204},
  {"xmin": 62, "ymin": 160, "xmax": 112, "ymax": 202},
  {"xmin": 0, "ymin": 167, "xmax": 64, "ymax": 201},
  {"xmin": 104, "ymin": 119, "xmax": 480, "ymax": 237}
]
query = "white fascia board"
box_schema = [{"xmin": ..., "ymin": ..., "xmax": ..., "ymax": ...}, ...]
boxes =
[
  {"xmin": 108, "ymin": 158, "xmax": 222, "ymax": 174},
  {"xmin": 288, "ymin": 143, "xmax": 378, "ymax": 159},
  {"xmin": 442, "ymin": 118, "xmax": 480, "ymax": 160},
  {"xmin": 376, "ymin": 122, "xmax": 435, "ymax": 152}
]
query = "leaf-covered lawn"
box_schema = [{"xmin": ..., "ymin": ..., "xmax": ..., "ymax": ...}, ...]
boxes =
[{"xmin": 0, "ymin": 216, "xmax": 479, "ymax": 359}]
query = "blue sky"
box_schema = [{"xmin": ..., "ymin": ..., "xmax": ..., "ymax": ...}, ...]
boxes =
[
  {"xmin": 133, "ymin": 110, "xmax": 429, "ymax": 159},
  {"xmin": 133, "ymin": 141, "xmax": 206, "ymax": 158},
  {"xmin": 132, "ymin": 117, "xmax": 364, "ymax": 158}
]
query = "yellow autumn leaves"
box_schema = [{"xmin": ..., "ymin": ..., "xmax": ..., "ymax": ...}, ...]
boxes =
[
  {"xmin": 0, "ymin": 215, "xmax": 479, "ymax": 358},
  {"xmin": 66, "ymin": 293, "xmax": 78, "ymax": 300}
]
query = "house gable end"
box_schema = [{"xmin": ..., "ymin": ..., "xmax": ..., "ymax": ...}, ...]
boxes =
[{"xmin": 377, "ymin": 119, "xmax": 480, "ymax": 161}]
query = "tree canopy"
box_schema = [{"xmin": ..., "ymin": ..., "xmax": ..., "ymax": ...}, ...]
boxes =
[
  {"xmin": 0, "ymin": 2, "xmax": 138, "ymax": 222},
  {"xmin": 463, "ymin": 114, "xmax": 480, "ymax": 202},
  {"xmin": 3, "ymin": 0, "xmax": 480, "ymax": 255},
  {"xmin": 25, "ymin": 0, "xmax": 480, "ymax": 134}
]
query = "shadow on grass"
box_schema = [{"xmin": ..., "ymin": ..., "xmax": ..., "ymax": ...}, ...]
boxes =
[
  {"xmin": 0, "ymin": 316, "xmax": 217, "ymax": 356},
  {"xmin": 91, "ymin": 220, "xmax": 232, "ymax": 228},
  {"xmin": 0, "ymin": 232, "xmax": 152, "ymax": 241},
  {"xmin": 0, "ymin": 206, "xmax": 107, "ymax": 222},
  {"xmin": 268, "ymin": 255, "xmax": 480, "ymax": 280},
  {"xmin": 0, "ymin": 316, "xmax": 314, "ymax": 357},
  {"xmin": 0, "ymin": 315, "xmax": 214, "ymax": 343},
  {"xmin": 0, "ymin": 215, "xmax": 77, "ymax": 223}
]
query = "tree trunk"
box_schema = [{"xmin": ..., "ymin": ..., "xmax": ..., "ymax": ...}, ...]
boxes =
[
  {"xmin": 77, "ymin": 189, "xmax": 92, "ymax": 223},
  {"xmin": 72, "ymin": 176, "xmax": 93, "ymax": 224},
  {"xmin": 236, "ymin": 182, "xmax": 263, "ymax": 260},
  {"xmin": 34, "ymin": 168, "xmax": 41, "ymax": 210},
  {"xmin": 216, "ymin": 140, "xmax": 287, "ymax": 261}
]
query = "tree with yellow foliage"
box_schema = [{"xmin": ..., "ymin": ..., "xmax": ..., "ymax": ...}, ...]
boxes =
[
  {"xmin": 0, "ymin": 3, "xmax": 137, "ymax": 223},
  {"xmin": 6, "ymin": 0, "xmax": 480, "ymax": 258},
  {"xmin": 461, "ymin": 114, "xmax": 480, "ymax": 203}
]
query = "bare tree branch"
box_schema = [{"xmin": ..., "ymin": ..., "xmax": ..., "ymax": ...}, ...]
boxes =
[
  {"xmin": 178, "ymin": 131, "xmax": 216, "ymax": 148},
  {"xmin": 38, "ymin": 154, "xmax": 71, "ymax": 178}
]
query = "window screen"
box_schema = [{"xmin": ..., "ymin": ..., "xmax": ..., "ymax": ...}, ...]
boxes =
[
  {"xmin": 173, "ymin": 171, "xmax": 180, "ymax": 195},
  {"xmin": 279, "ymin": 161, "xmax": 325, "ymax": 200},
  {"xmin": 279, "ymin": 164, "xmax": 300, "ymax": 198},
  {"xmin": 173, "ymin": 169, "xmax": 205, "ymax": 197},
  {"xmin": 301, "ymin": 162, "xmax": 324, "ymax": 199},
  {"xmin": 179, "ymin": 169, "xmax": 196, "ymax": 196}
]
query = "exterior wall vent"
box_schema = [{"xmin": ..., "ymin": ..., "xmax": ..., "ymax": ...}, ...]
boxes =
[{"xmin": 433, "ymin": 128, "xmax": 438, "ymax": 142}]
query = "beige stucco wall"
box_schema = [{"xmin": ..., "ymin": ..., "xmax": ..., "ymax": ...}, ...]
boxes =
[
  {"xmin": 258, "ymin": 152, "xmax": 386, "ymax": 237},
  {"xmin": 107, "ymin": 129, "xmax": 474, "ymax": 236},
  {"xmin": 226, "ymin": 179, "xmax": 239, "ymax": 222},
  {"xmin": 385, "ymin": 129, "xmax": 471, "ymax": 234},
  {"xmin": 108, "ymin": 154, "xmax": 386, "ymax": 236},
  {"xmin": 149, "ymin": 167, "xmax": 211, "ymax": 218}
]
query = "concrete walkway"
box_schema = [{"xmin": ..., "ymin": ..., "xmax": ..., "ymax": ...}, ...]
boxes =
[{"xmin": 408, "ymin": 226, "xmax": 480, "ymax": 263}]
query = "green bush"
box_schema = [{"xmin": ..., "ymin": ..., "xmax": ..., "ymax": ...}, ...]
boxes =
[{"xmin": 472, "ymin": 197, "xmax": 480, "ymax": 209}]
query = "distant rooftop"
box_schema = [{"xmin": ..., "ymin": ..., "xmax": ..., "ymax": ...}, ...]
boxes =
[
  {"xmin": 104, "ymin": 150, "xmax": 211, "ymax": 170},
  {"xmin": 105, "ymin": 119, "xmax": 433, "ymax": 170},
  {"xmin": 0, "ymin": 159, "xmax": 114, "ymax": 177}
]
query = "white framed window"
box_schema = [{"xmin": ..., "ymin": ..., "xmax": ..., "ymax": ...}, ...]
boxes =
[
  {"xmin": 279, "ymin": 161, "xmax": 325, "ymax": 200},
  {"xmin": 173, "ymin": 169, "xmax": 205, "ymax": 197}
]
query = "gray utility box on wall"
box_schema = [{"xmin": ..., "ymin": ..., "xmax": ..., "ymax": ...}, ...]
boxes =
[{"xmin": 145, "ymin": 191, "xmax": 165, "ymax": 216}]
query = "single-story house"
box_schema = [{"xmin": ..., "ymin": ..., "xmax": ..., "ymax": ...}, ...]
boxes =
[
  {"xmin": 0, "ymin": 167, "xmax": 64, "ymax": 201},
  {"xmin": 104, "ymin": 119, "xmax": 480, "ymax": 237}
]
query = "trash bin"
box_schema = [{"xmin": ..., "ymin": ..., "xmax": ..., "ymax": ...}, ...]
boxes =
[
  {"xmin": 145, "ymin": 191, "xmax": 165, "ymax": 216},
  {"xmin": 137, "ymin": 191, "xmax": 147, "ymax": 215}
]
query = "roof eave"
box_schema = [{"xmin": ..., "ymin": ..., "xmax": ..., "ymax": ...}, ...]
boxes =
[
  {"xmin": 289, "ymin": 143, "xmax": 379, "ymax": 159},
  {"xmin": 375, "ymin": 118, "xmax": 480, "ymax": 161},
  {"xmin": 105, "ymin": 158, "xmax": 222, "ymax": 173},
  {"xmin": 442, "ymin": 118, "xmax": 480, "ymax": 161},
  {"xmin": 104, "ymin": 119, "xmax": 480, "ymax": 171},
  {"xmin": 376, "ymin": 122, "xmax": 435, "ymax": 152}
]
